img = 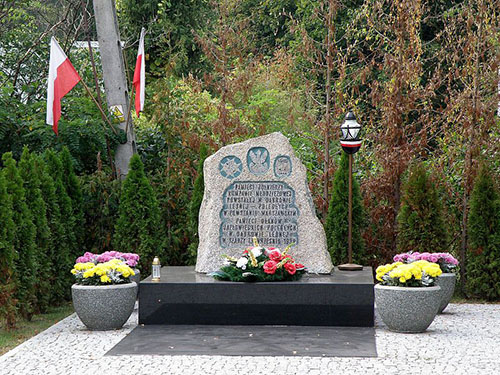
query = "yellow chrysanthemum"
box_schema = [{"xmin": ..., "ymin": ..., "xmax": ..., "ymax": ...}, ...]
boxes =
[
  {"xmin": 100, "ymin": 275, "xmax": 111, "ymax": 283},
  {"xmin": 83, "ymin": 270, "xmax": 95, "ymax": 278}
]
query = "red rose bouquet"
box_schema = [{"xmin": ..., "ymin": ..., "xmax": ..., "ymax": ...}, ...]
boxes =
[{"xmin": 211, "ymin": 238, "xmax": 306, "ymax": 282}]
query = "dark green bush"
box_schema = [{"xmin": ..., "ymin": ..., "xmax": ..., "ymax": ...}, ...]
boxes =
[
  {"xmin": 60, "ymin": 146, "xmax": 84, "ymax": 256},
  {"xmin": 35, "ymin": 153, "xmax": 68, "ymax": 305},
  {"xmin": 114, "ymin": 155, "xmax": 165, "ymax": 273},
  {"xmin": 1, "ymin": 152, "xmax": 37, "ymax": 320},
  {"xmin": 19, "ymin": 148, "xmax": 52, "ymax": 313},
  {"xmin": 467, "ymin": 163, "xmax": 500, "ymax": 300},
  {"xmin": 0, "ymin": 173, "xmax": 17, "ymax": 328},
  {"xmin": 397, "ymin": 162, "xmax": 448, "ymax": 253},
  {"xmin": 44, "ymin": 149, "xmax": 74, "ymax": 300},
  {"xmin": 81, "ymin": 168, "xmax": 121, "ymax": 253},
  {"xmin": 186, "ymin": 144, "xmax": 209, "ymax": 264},
  {"xmin": 324, "ymin": 153, "xmax": 365, "ymax": 265}
]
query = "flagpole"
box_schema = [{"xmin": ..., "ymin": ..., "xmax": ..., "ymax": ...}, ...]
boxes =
[
  {"xmin": 79, "ymin": 79, "xmax": 118, "ymax": 135},
  {"xmin": 125, "ymin": 85, "xmax": 134, "ymax": 136}
]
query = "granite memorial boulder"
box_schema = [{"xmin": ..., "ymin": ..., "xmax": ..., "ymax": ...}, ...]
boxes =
[{"xmin": 195, "ymin": 132, "xmax": 333, "ymax": 274}]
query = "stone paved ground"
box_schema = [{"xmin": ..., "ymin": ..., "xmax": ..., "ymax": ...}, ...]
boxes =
[{"xmin": 0, "ymin": 303, "xmax": 499, "ymax": 375}]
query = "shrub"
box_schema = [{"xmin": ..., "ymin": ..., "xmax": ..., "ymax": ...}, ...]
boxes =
[
  {"xmin": 35, "ymin": 153, "xmax": 67, "ymax": 305},
  {"xmin": 81, "ymin": 168, "xmax": 121, "ymax": 253},
  {"xmin": 114, "ymin": 155, "xmax": 165, "ymax": 273},
  {"xmin": 60, "ymin": 146, "xmax": 84, "ymax": 257},
  {"xmin": 18, "ymin": 148, "xmax": 52, "ymax": 313},
  {"xmin": 44, "ymin": 149, "xmax": 74, "ymax": 300},
  {"xmin": 186, "ymin": 144, "xmax": 209, "ymax": 264},
  {"xmin": 467, "ymin": 163, "xmax": 500, "ymax": 300},
  {"xmin": 397, "ymin": 162, "xmax": 448, "ymax": 253},
  {"xmin": 1, "ymin": 152, "xmax": 37, "ymax": 320},
  {"xmin": 324, "ymin": 153, "xmax": 365, "ymax": 265},
  {"xmin": 0, "ymin": 173, "xmax": 17, "ymax": 328}
]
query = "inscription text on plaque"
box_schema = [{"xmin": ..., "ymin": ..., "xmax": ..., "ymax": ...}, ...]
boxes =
[{"xmin": 220, "ymin": 181, "xmax": 299, "ymax": 248}]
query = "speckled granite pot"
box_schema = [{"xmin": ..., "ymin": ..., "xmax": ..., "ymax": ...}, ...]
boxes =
[
  {"xmin": 72, "ymin": 282, "xmax": 137, "ymax": 330},
  {"xmin": 436, "ymin": 273, "xmax": 456, "ymax": 313},
  {"xmin": 375, "ymin": 284, "xmax": 441, "ymax": 333}
]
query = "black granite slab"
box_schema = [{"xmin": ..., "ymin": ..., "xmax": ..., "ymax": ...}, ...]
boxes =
[
  {"xmin": 106, "ymin": 325, "xmax": 377, "ymax": 357},
  {"xmin": 139, "ymin": 267, "xmax": 374, "ymax": 327}
]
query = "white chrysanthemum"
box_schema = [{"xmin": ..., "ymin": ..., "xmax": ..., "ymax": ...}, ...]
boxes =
[
  {"xmin": 236, "ymin": 257, "xmax": 248, "ymax": 269},
  {"xmin": 223, "ymin": 259, "xmax": 231, "ymax": 266},
  {"xmin": 251, "ymin": 247, "xmax": 263, "ymax": 257}
]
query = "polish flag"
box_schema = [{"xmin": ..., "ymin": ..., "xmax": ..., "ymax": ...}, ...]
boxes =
[
  {"xmin": 133, "ymin": 28, "xmax": 146, "ymax": 117},
  {"xmin": 46, "ymin": 37, "xmax": 81, "ymax": 135}
]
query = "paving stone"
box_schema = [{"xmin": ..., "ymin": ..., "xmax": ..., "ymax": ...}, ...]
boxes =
[{"xmin": 0, "ymin": 304, "xmax": 499, "ymax": 374}]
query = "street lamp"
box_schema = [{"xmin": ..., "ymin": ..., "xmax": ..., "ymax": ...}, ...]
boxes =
[{"xmin": 338, "ymin": 111, "xmax": 363, "ymax": 271}]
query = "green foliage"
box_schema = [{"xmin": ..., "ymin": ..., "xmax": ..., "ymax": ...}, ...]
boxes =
[
  {"xmin": 186, "ymin": 144, "xmax": 209, "ymax": 264},
  {"xmin": 35, "ymin": 153, "xmax": 67, "ymax": 305},
  {"xmin": 44, "ymin": 149, "xmax": 74, "ymax": 301},
  {"xmin": 60, "ymin": 146, "xmax": 84, "ymax": 257},
  {"xmin": 1, "ymin": 152, "xmax": 37, "ymax": 320},
  {"xmin": 397, "ymin": 162, "xmax": 448, "ymax": 253},
  {"xmin": 325, "ymin": 153, "xmax": 365, "ymax": 265},
  {"xmin": 0, "ymin": 173, "xmax": 17, "ymax": 328},
  {"xmin": 467, "ymin": 163, "xmax": 500, "ymax": 300},
  {"xmin": 114, "ymin": 155, "xmax": 165, "ymax": 273},
  {"xmin": 117, "ymin": 0, "xmax": 211, "ymax": 76},
  {"xmin": 81, "ymin": 168, "xmax": 121, "ymax": 253},
  {"xmin": 18, "ymin": 148, "xmax": 51, "ymax": 314}
]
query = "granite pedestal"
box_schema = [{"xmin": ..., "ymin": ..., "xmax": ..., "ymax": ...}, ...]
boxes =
[{"xmin": 139, "ymin": 266, "xmax": 374, "ymax": 327}]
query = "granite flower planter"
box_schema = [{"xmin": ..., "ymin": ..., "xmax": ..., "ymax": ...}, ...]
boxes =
[
  {"xmin": 436, "ymin": 273, "xmax": 456, "ymax": 313},
  {"xmin": 375, "ymin": 284, "xmax": 441, "ymax": 333},
  {"xmin": 72, "ymin": 282, "xmax": 137, "ymax": 330}
]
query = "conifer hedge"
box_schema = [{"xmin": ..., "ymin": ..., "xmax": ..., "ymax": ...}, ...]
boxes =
[
  {"xmin": 44, "ymin": 149, "xmax": 74, "ymax": 300},
  {"xmin": 0, "ymin": 173, "xmax": 17, "ymax": 328},
  {"xmin": 467, "ymin": 163, "xmax": 500, "ymax": 300},
  {"xmin": 1, "ymin": 152, "xmax": 37, "ymax": 320},
  {"xmin": 114, "ymin": 154, "xmax": 165, "ymax": 273},
  {"xmin": 186, "ymin": 144, "xmax": 209, "ymax": 264},
  {"xmin": 19, "ymin": 148, "xmax": 52, "ymax": 313},
  {"xmin": 397, "ymin": 162, "xmax": 447, "ymax": 253},
  {"xmin": 324, "ymin": 153, "xmax": 365, "ymax": 265},
  {"xmin": 36, "ymin": 153, "xmax": 68, "ymax": 305}
]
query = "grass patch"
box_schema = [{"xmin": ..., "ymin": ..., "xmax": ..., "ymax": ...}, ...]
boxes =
[{"xmin": 0, "ymin": 303, "xmax": 74, "ymax": 356}]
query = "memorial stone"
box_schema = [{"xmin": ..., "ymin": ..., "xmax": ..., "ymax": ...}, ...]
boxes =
[{"xmin": 195, "ymin": 132, "xmax": 333, "ymax": 274}]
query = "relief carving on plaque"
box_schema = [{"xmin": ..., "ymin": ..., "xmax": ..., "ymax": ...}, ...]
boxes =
[
  {"xmin": 274, "ymin": 155, "xmax": 292, "ymax": 178},
  {"xmin": 219, "ymin": 155, "xmax": 243, "ymax": 179},
  {"xmin": 247, "ymin": 147, "xmax": 270, "ymax": 175}
]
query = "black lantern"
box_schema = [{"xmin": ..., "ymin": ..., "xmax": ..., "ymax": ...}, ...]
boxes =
[
  {"xmin": 338, "ymin": 111, "xmax": 363, "ymax": 271},
  {"xmin": 340, "ymin": 111, "xmax": 362, "ymax": 154}
]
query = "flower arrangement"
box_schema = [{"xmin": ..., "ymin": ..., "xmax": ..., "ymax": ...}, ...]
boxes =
[
  {"xmin": 211, "ymin": 239, "xmax": 306, "ymax": 282},
  {"xmin": 76, "ymin": 251, "xmax": 140, "ymax": 268},
  {"xmin": 71, "ymin": 259, "xmax": 136, "ymax": 285},
  {"xmin": 393, "ymin": 252, "xmax": 459, "ymax": 273},
  {"xmin": 376, "ymin": 260, "xmax": 442, "ymax": 287}
]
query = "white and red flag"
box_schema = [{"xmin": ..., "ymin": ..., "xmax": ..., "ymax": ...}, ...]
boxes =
[
  {"xmin": 46, "ymin": 37, "xmax": 81, "ymax": 135},
  {"xmin": 133, "ymin": 28, "xmax": 146, "ymax": 117}
]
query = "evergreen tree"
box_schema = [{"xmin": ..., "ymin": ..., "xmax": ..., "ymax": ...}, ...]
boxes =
[
  {"xmin": 0, "ymin": 173, "xmax": 17, "ymax": 328},
  {"xmin": 186, "ymin": 144, "xmax": 209, "ymax": 264},
  {"xmin": 114, "ymin": 154, "xmax": 165, "ymax": 273},
  {"xmin": 397, "ymin": 162, "xmax": 447, "ymax": 253},
  {"xmin": 467, "ymin": 163, "xmax": 500, "ymax": 300},
  {"xmin": 35, "ymin": 154, "xmax": 66, "ymax": 304},
  {"xmin": 325, "ymin": 153, "xmax": 365, "ymax": 265},
  {"xmin": 60, "ymin": 146, "xmax": 84, "ymax": 257},
  {"xmin": 44, "ymin": 149, "xmax": 74, "ymax": 300},
  {"xmin": 19, "ymin": 148, "xmax": 52, "ymax": 313},
  {"xmin": 1, "ymin": 152, "xmax": 37, "ymax": 320}
]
